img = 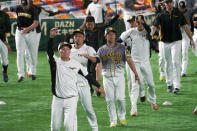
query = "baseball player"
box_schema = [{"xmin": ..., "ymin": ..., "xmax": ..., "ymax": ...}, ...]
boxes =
[
  {"xmin": 96, "ymin": 27, "xmax": 140, "ymax": 127},
  {"xmin": 25, "ymin": 1, "xmax": 62, "ymax": 78},
  {"xmin": 69, "ymin": 29, "xmax": 104, "ymax": 131},
  {"xmin": 120, "ymin": 15, "xmax": 159, "ymax": 116},
  {"xmin": 152, "ymin": 0, "xmax": 195, "ymax": 94},
  {"xmin": 178, "ymin": 1, "xmax": 193, "ymax": 77},
  {"xmin": 0, "ymin": 6, "xmax": 11, "ymax": 82},
  {"xmin": 47, "ymin": 28, "xmax": 88, "ymax": 131},
  {"xmin": 8, "ymin": 0, "xmax": 39, "ymax": 82},
  {"xmin": 121, "ymin": 16, "xmax": 147, "ymax": 107}
]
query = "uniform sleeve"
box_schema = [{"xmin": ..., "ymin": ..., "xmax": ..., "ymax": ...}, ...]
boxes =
[
  {"xmin": 86, "ymin": 5, "xmax": 91, "ymax": 15},
  {"xmin": 87, "ymin": 46, "xmax": 97, "ymax": 57},
  {"xmin": 179, "ymin": 11, "xmax": 187, "ymax": 26},
  {"xmin": 5, "ymin": 13, "xmax": 11, "ymax": 33},
  {"xmin": 33, "ymin": 7, "xmax": 39, "ymax": 21},
  {"xmin": 120, "ymin": 30, "xmax": 131, "ymax": 41},
  {"xmin": 79, "ymin": 63, "xmax": 88, "ymax": 76}
]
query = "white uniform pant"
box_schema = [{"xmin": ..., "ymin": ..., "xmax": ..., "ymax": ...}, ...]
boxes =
[
  {"xmin": 77, "ymin": 85, "xmax": 98, "ymax": 131},
  {"xmin": 25, "ymin": 32, "xmax": 41, "ymax": 75},
  {"xmin": 15, "ymin": 29, "xmax": 40, "ymax": 77},
  {"xmin": 103, "ymin": 73, "xmax": 126, "ymax": 124},
  {"xmin": 181, "ymin": 33, "xmax": 190, "ymax": 75},
  {"xmin": 158, "ymin": 41, "xmax": 165, "ymax": 76},
  {"xmin": 51, "ymin": 96, "xmax": 78, "ymax": 131},
  {"xmin": 163, "ymin": 40, "xmax": 182, "ymax": 89},
  {"xmin": 129, "ymin": 60, "xmax": 156, "ymax": 113},
  {"xmin": 0, "ymin": 39, "xmax": 8, "ymax": 66},
  {"xmin": 126, "ymin": 62, "xmax": 145, "ymax": 98}
]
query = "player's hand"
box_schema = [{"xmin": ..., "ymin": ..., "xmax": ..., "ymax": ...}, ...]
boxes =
[
  {"xmin": 4, "ymin": 41, "xmax": 12, "ymax": 53},
  {"xmin": 21, "ymin": 27, "xmax": 30, "ymax": 34},
  {"xmin": 95, "ymin": 87, "xmax": 106, "ymax": 97},
  {"xmin": 135, "ymin": 74, "xmax": 140, "ymax": 84},
  {"xmin": 50, "ymin": 28, "xmax": 58, "ymax": 38},
  {"xmin": 191, "ymin": 40, "xmax": 196, "ymax": 50}
]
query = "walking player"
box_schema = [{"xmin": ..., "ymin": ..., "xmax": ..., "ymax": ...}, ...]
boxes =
[
  {"xmin": 96, "ymin": 27, "xmax": 140, "ymax": 127},
  {"xmin": 47, "ymin": 28, "xmax": 88, "ymax": 131},
  {"xmin": 152, "ymin": 0, "xmax": 195, "ymax": 94},
  {"xmin": 120, "ymin": 15, "xmax": 159, "ymax": 116},
  {"xmin": 0, "ymin": 5, "xmax": 11, "ymax": 82},
  {"xmin": 9, "ymin": 0, "xmax": 39, "ymax": 82}
]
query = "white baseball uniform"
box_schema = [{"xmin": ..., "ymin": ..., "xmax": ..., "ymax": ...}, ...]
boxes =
[
  {"xmin": 0, "ymin": 39, "xmax": 8, "ymax": 67},
  {"xmin": 158, "ymin": 41, "xmax": 165, "ymax": 77},
  {"xmin": 70, "ymin": 44, "xmax": 98, "ymax": 131},
  {"xmin": 120, "ymin": 27, "xmax": 157, "ymax": 114},
  {"xmin": 50, "ymin": 56, "xmax": 86, "ymax": 131},
  {"xmin": 192, "ymin": 28, "xmax": 197, "ymax": 56}
]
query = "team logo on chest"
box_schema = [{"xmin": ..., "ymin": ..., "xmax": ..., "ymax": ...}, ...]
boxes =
[{"xmin": 18, "ymin": 13, "xmax": 32, "ymax": 18}]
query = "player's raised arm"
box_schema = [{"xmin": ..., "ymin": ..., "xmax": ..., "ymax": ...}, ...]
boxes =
[{"xmin": 47, "ymin": 28, "xmax": 58, "ymax": 59}]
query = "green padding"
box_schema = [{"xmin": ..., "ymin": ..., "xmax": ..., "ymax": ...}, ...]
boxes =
[{"xmin": 8, "ymin": 14, "xmax": 155, "ymax": 51}]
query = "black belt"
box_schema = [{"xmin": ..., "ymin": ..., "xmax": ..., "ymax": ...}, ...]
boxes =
[{"xmin": 18, "ymin": 27, "xmax": 34, "ymax": 33}]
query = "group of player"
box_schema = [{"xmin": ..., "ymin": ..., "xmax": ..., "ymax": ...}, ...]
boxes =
[{"xmin": 1, "ymin": 0, "xmax": 197, "ymax": 130}]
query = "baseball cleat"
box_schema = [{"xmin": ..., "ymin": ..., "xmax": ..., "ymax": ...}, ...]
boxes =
[
  {"xmin": 140, "ymin": 96, "xmax": 146, "ymax": 102},
  {"xmin": 181, "ymin": 73, "xmax": 186, "ymax": 77},
  {"xmin": 152, "ymin": 104, "xmax": 159, "ymax": 110},
  {"xmin": 31, "ymin": 75, "xmax": 36, "ymax": 80},
  {"xmin": 167, "ymin": 86, "xmax": 173, "ymax": 93},
  {"xmin": 173, "ymin": 88, "xmax": 180, "ymax": 94},
  {"xmin": 159, "ymin": 76, "xmax": 165, "ymax": 81},
  {"xmin": 110, "ymin": 123, "xmax": 117, "ymax": 128},
  {"xmin": 2, "ymin": 72, "xmax": 8, "ymax": 82},
  {"xmin": 18, "ymin": 77, "xmax": 25, "ymax": 82},
  {"xmin": 130, "ymin": 112, "xmax": 137, "ymax": 116},
  {"xmin": 120, "ymin": 119, "xmax": 127, "ymax": 126}
]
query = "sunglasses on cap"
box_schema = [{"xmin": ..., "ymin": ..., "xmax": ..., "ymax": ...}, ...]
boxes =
[{"xmin": 193, "ymin": 17, "xmax": 197, "ymax": 21}]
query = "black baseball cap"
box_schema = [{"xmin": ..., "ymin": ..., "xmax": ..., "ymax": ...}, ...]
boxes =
[
  {"xmin": 86, "ymin": 16, "xmax": 95, "ymax": 22},
  {"xmin": 136, "ymin": 15, "xmax": 145, "ymax": 22},
  {"xmin": 58, "ymin": 42, "xmax": 72, "ymax": 50},
  {"xmin": 21, "ymin": 0, "xmax": 29, "ymax": 6},
  {"xmin": 127, "ymin": 16, "xmax": 136, "ymax": 22},
  {"xmin": 179, "ymin": 1, "xmax": 186, "ymax": 9},
  {"xmin": 105, "ymin": 27, "xmax": 116, "ymax": 36},
  {"xmin": 73, "ymin": 29, "xmax": 84, "ymax": 36}
]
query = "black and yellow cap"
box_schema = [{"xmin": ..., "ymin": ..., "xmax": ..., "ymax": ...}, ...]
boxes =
[
  {"xmin": 104, "ymin": 27, "xmax": 116, "ymax": 36},
  {"xmin": 21, "ymin": 0, "xmax": 30, "ymax": 6},
  {"xmin": 73, "ymin": 29, "xmax": 84, "ymax": 36},
  {"xmin": 127, "ymin": 16, "xmax": 136, "ymax": 22},
  {"xmin": 58, "ymin": 42, "xmax": 72, "ymax": 50},
  {"xmin": 179, "ymin": 1, "xmax": 186, "ymax": 9},
  {"xmin": 136, "ymin": 15, "xmax": 145, "ymax": 22},
  {"xmin": 193, "ymin": 13, "xmax": 197, "ymax": 21}
]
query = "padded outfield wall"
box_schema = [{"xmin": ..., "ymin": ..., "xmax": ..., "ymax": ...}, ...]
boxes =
[{"xmin": 8, "ymin": 14, "xmax": 155, "ymax": 51}]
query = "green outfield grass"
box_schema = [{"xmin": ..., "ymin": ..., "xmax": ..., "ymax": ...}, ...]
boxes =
[{"xmin": 0, "ymin": 49, "xmax": 197, "ymax": 131}]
